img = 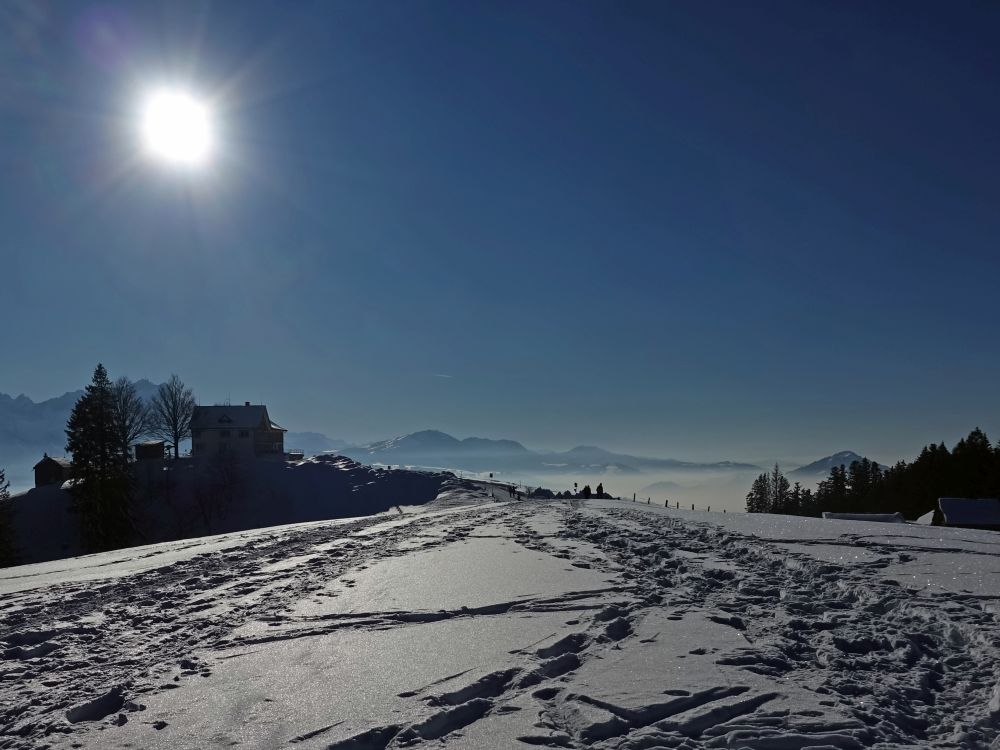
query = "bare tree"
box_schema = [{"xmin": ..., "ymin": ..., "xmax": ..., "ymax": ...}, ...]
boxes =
[
  {"xmin": 111, "ymin": 377, "xmax": 148, "ymax": 463},
  {"xmin": 148, "ymin": 374, "xmax": 196, "ymax": 459}
]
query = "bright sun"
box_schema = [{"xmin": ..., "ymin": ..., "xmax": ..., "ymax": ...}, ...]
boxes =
[{"xmin": 140, "ymin": 88, "xmax": 214, "ymax": 168}]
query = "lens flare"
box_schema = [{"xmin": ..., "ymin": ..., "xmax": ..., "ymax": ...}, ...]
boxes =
[{"xmin": 140, "ymin": 88, "xmax": 214, "ymax": 167}]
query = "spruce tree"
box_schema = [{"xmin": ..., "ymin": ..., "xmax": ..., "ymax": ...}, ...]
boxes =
[
  {"xmin": 0, "ymin": 468, "xmax": 16, "ymax": 567},
  {"xmin": 787, "ymin": 482, "xmax": 805, "ymax": 516},
  {"xmin": 952, "ymin": 428, "xmax": 994, "ymax": 498},
  {"xmin": 66, "ymin": 364, "xmax": 134, "ymax": 551},
  {"xmin": 745, "ymin": 471, "xmax": 771, "ymax": 513},
  {"xmin": 769, "ymin": 464, "xmax": 790, "ymax": 514}
]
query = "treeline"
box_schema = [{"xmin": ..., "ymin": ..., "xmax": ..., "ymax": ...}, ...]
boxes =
[
  {"xmin": 66, "ymin": 364, "xmax": 196, "ymax": 551},
  {"xmin": 61, "ymin": 364, "xmax": 196, "ymax": 553},
  {"xmin": 0, "ymin": 469, "xmax": 14, "ymax": 566},
  {"xmin": 746, "ymin": 428, "xmax": 1000, "ymax": 518}
]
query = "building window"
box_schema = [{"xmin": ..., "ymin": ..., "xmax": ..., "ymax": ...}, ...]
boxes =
[
  {"xmin": 239, "ymin": 430, "xmax": 249, "ymax": 439},
  {"xmin": 219, "ymin": 430, "xmax": 230, "ymax": 438}
]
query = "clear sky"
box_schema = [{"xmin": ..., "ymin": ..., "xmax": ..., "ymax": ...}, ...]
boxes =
[{"xmin": 2, "ymin": 1, "xmax": 999, "ymax": 464}]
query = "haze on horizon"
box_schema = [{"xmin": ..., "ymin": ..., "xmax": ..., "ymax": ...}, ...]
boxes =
[{"xmin": 3, "ymin": 1, "xmax": 999, "ymax": 467}]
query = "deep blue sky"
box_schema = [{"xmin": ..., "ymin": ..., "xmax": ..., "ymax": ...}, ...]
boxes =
[{"xmin": 2, "ymin": 1, "xmax": 999, "ymax": 463}]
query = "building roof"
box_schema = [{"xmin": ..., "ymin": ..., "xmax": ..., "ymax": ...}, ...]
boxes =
[
  {"xmin": 937, "ymin": 497, "xmax": 1000, "ymax": 527},
  {"xmin": 33, "ymin": 455, "xmax": 71, "ymax": 470},
  {"xmin": 190, "ymin": 404, "xmax": 286, "ymax": 432},
  {"xmin": 137, "ymin": 440, "xmax": 166, "ymax": 447}
]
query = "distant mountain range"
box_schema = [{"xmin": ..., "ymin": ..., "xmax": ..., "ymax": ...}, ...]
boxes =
[
  {"xmin": 339, "ymin": 429, "xmax": 761, "ymax": 476},
  {"xmin": 1, "ymin": 382, "xmax": 878, "ymax": 494},
  {"xmin": 0, "ymin": 380, "xmax": 163, "ymax": 489},
  {"xmin": 789, "ymin": 451, "xmax": 886, "ymax": 478}
]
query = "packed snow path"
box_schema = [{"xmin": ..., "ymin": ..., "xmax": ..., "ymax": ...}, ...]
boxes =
[{"xmin": 3, "ymin": 492, "xmax": 1000, "ymax": 749}]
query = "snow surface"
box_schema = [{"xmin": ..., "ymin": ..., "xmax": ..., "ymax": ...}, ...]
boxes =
[
  {"xmin": 821, "ymin": 512, "xmax": 906, "ymax": 523},
  {"xmin": 4, "ymin": 492, "xmax": 1000, "ymax": 748}
]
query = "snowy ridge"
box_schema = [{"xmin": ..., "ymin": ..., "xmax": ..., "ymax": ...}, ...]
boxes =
[
  {"xmin": 790, "ymin": 451, "xmax": 886, "ymax": 477},
  {"xmin": 3, "ymin": 496, "xmax": 1000, "ymax": 748}
]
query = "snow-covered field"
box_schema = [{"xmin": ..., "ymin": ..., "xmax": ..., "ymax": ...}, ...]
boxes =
[{"xmin": 4, "ymin": 487, "xmax": 1000, "ymax": 749}]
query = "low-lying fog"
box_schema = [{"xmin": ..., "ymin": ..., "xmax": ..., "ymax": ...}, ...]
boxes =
[{"xmin": 460, "ymin": 468, "xmax": 774, "ymax": 513}]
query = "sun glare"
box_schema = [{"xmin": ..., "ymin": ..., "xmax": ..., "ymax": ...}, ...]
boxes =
[{"xmin": 140, "ymin": 88, "xmax": 214, "ymax": 168}]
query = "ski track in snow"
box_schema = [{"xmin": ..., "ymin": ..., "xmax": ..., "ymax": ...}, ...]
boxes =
[{"xmin": 2, "ymin": 492, "xmax": 1000, "ymax": 749}]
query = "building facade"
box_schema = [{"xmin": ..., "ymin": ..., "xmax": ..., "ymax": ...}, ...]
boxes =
[
  {"xmin": 34, "ymin": 454, "xmax": 71, "ymax": 488},
  {"xmin": 190, "ymin": 403, "xmax": 286, "ymax": 459}
]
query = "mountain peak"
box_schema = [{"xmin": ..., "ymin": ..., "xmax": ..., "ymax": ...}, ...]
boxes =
[{"xmin": 790, "ymin": 451, "xmax": 881, "ymax": 476}]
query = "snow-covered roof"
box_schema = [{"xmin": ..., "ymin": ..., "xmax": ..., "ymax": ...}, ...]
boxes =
[
  {"xmin": 822, "ymin": 512, "xmax": 906, "ymax": 523},
  {"xmin": 191, "ymin": 405, "xmax": 286, "ymax": 432},
  {"xmin": 937, "ymin": 497, "xmax": 1000, "ymax": 527},
  {"xmin": 33, "ymin": 455, "xmax": 70, "ymax": 470}
]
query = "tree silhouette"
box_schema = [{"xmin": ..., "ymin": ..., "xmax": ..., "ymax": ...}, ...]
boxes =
[
  {"xmin": 111, "ymin": 377, "xmax": 149, "ymax": 463},
  {"xmin": 745, "ymin": 471, "xmax": 771, "ymax": 513},
  {"xmin": 148, "ymin": 374, "xmax": 196, "ymax": 459},
  {"xmin": 758, "ymin": 428, "xmax": 1000, "ymax": 519},
  {"xmin": 66, "ymin": 364, "xmax": 134, "ymax": 551},
  {"xmin": 0, "ymin": 468, "xmax": 15, "ymax": 567}
]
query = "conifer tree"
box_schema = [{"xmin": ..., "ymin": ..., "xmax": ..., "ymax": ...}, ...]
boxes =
[
  {"xmin": 952, "ymin": 428, "xmax": 994, "ymax": 498},
  {"xmin": 787, "ymin": 481, "xmax": 805, "ymax": 516},
  {"xmin": 801, "ymin": 428, "xmax": 1000, "ymax": 519},
  {"xmin": 746, "ymin": 471, "xmax": 771, "ymax": 513},
  {"xmin": 769, "ymin": 464, "xmax": 790, "ymax": 513},
  {"xmin": 0, "ymin": 468, "xmax": 15, "ymax": 567},
  {"xmin": 66, "ymin": 364, "xmax": 134, "ymax": 551}
]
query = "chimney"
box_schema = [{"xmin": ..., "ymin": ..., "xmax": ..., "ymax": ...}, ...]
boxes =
[{"xmin": 245, "ymin": 401, "xmax": 250, "ymax": 406}]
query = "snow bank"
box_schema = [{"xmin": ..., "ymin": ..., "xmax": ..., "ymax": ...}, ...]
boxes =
[{"xmin": 822, "ymin": 511, "xmax": 906, "ymax": 523}]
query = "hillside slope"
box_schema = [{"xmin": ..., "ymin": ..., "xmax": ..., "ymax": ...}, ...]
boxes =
[
  {"xmin": 7, "ymin": 455, "xmax": 450, "ymax": 565},
  {"xmin": 3, "ymin": 494, "xmax": 999, "ymax": 748}
]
